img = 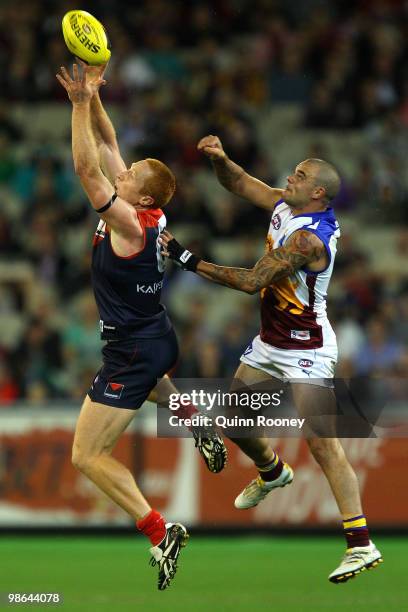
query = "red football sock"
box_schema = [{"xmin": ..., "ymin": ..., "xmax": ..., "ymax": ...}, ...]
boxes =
[
  {"xmin": 171, "ymin": 402, "xmax": 199, "ymax": 431},
  {"xmin": 136, "ymin": 509, "xmax": 166, "ymax": 546}
]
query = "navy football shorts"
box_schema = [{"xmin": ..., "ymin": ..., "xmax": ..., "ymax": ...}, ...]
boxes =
[{"xmin": 88, "ymin": 327, "xmax": 179, "ymax": 409}]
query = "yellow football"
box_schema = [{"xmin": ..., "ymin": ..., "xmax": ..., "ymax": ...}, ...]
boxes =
[{"xmin": 62, "ymin": 10, "xmax": 111, "ymax": 66}]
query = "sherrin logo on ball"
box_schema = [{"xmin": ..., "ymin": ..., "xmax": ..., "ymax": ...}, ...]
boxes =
[{"xmin": 62, "ymin": 10, "xmax": 111, "ymax": 66}]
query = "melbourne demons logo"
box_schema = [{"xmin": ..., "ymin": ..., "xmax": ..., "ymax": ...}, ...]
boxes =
[
  {"xmin": 104, "ymin": 382, "xmax": 125, "ymax": 399},
  {"xmin": 272, "ymin": 214, "xmax": 281, "ymax": 230}
]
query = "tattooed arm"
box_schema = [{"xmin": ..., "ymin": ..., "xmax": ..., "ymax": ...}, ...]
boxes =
[
  {"xmin": 197, "ymin": 135, "xmax": 283, "ymax": 211},
  {"xmin": 195, "ymin": 230, "xmax": 327, "ymax": 293}
]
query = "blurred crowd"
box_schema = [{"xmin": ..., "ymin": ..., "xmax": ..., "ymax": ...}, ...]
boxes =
[{"xmin": 0, "ymin": 0, "xmax": 408, "ymax": 404}]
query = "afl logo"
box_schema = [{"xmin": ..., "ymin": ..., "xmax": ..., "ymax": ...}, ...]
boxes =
[
  {"xmin": 298, "ymin": 359, "xmax": 313, "ymax": 368},
  {"xmin": 272, "ymin": 214, "xmax": 281, "ymax": 230},
  {"xmin": 83, "ymin": 23, "xmax": 92, "ymax": 34}
]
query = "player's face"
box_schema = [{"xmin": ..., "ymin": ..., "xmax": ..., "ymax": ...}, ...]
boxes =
[
  {"xmin": 115, "ymin": 160, "xmax": 152, "ymax": 206},
  {"xmin": 284, "ymin": 161, "xmax": 319, "ymax": 209}
]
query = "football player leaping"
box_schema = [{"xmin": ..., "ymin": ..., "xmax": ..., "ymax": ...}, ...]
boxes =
[
  {"xmin": 80, "ymin": 66, "xmax": 227, "ymax": 476},
  {"xmin": 56, "ymin": 63, "xmax": 226, "ymax": 591},
  {"xmin": 160, "ymin": 134, "xmax": 383, "ymax": 584}
]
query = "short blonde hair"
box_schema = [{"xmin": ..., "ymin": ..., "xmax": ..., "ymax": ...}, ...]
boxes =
[{"xmin": 143, "ymin": 158, "xmax": 176, "ymax": 208}]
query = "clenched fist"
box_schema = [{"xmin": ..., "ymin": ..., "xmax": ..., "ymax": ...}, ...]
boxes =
[{"xmin": 197, "ymin": 135, "xmax": 226, "ymax": 161}]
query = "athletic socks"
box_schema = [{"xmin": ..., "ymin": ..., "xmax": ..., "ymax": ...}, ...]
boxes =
[
  {"xmin": 171, "ymin": 402, "xmax": 199, "ymax": 431},
  {"xmin": 343, "ymin": 514, "xmax": 370, "ymax": 548},
  {"xmin": 256, "ymin": 452, "xmax": 283, "ymax": 482},
  {"xmin": 172, "ymin": 402, "xmax": 198, "ymax": 423},
  {"xmin": 136, "ymin": 509, "xmax": 166, "ymax": 546}
]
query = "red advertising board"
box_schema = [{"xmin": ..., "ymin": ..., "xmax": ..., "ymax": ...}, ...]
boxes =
[{"xmin": 0, "ymin": 413, "xmax": 406, "ymax": 527}]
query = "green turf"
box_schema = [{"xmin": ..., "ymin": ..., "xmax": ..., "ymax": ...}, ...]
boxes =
[{"xmin": 0, "ymin": 536, "xmax": 406, "ymax": 611}]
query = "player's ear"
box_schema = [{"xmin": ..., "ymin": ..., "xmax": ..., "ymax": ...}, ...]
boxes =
[
  {"xmin": 313, "ymin": 186, "xmax": 326, "ymax": 200},
  {"xmin": 139, "ymin": 195, "xmax": 155, "ymax": 208}
]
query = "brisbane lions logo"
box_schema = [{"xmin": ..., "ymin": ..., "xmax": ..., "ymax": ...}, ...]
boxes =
[{"xmin": 272, "ymin": 214, "xmax": 281, "ymax": 230}]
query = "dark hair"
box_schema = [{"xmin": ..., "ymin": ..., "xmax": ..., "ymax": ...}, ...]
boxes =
[{"xmin": 306, "ymin": 158, "xmax": 341, "ymax": 202}]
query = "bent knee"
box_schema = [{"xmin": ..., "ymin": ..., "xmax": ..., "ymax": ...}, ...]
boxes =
[{"xmin": 72, "ymin": 445, "xmax": 95, "ymax": 474}]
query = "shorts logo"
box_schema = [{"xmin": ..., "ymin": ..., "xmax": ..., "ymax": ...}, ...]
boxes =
[
  {"xmin": 272, "ymin": 214, "xmax": 281, "ymax": 230},
  {"xmin": 298, "ymin": 359, "xmax": 313, "ymax": 368},
  {"xmin": 291, "ymin": 330, "xmax": 311, "ymax": 341},
  {"xmin": 243, "ymin": 341, "xmax": 253, "ymax": 356},
  {"xmin": 100, "ymin": 320, "xmax": 116, "ymax": 334},
  {"xmin": 104, "ymin": 382, "xmax": 124, "ymax": 399}
]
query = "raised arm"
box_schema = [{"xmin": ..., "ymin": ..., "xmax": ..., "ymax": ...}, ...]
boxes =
[
  {"xmin": 90, "ymin": 91, "xmax": 127, "ymax": 184},
  {"xmin": 78, "ymin": 61, "xmax": 127, "ymax": 185},
  {"xmin": 160, "ymin": 229, "xmax": 326, "ymax": 294},
  {"xmin": 56, "ymin": 64, "xmax": 140, "ymax": 238},
  {"xmin": 197, "ymin": 134, "xmax": 283, "ymax": 211}
]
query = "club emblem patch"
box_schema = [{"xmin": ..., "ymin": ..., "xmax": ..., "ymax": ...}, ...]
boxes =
[
  {"xmin": 272, "ymin": 214, "xmax": 281, "ymax": 230},
  {"xmin": 104, "ymin": 382, "xmax": 124, "ymax": 399}
]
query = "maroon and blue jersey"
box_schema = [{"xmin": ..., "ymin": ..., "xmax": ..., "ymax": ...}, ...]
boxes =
[
  {"xmin": 261, "ymin": 200, "xmax": 340, "ymax": 350},
  {"xmin": 91, "ymin": 208, "xmax": 171, "ymax": 340}
]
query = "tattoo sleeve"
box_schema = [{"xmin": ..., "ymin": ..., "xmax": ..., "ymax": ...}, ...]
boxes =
[
  {"xmin": 211, "ymin": 156, "xmax": 245, "ymax": 192},
  {"xmin": 196, "ymin": 230, "xmax": 326, "ymax": 294}
]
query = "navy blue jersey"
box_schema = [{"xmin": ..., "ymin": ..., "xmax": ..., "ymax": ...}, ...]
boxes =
[{"xmin": 91, "ymin": 208, "xmax": 172, "ymax": 340}]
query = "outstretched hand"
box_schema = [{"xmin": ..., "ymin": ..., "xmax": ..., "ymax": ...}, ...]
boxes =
[
  {"xmin": 56, "ymin": 63, "xmax": 106, "ymax": 104},
  {"xmin": 197, "ymin": 134, "xmax": 226, "ymax": 161},
  {"xmin": 76, "ymin": 58, "xmax": 108, "ymax": 90},
  {"xmin": 159, "ymin": 230, "xmax": 200, "ymax": 272}
]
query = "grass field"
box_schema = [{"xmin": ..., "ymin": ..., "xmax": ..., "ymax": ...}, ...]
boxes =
[{"xmin": 0, "ymin": 536, "xmax": 406, "ymax": 611}]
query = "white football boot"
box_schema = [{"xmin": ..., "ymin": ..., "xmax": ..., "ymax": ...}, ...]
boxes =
[
  {"xmin": 329, "ymin": 541, "xmax": 383, "ymax": 583},
  {"xmin": 234, "ymin": 463, "xmax": 294, "ymax": 509}
]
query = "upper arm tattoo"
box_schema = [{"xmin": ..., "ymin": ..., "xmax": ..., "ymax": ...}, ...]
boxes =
[{"xmin": 250, "ymin": 230, "xmax": 325, "ymax": 290}]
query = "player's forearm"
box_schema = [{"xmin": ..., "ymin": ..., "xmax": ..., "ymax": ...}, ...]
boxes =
[
  {"xmin": 90, "ymin": 93, "xmax": 118, "ymax": 148},
  {"xmin": 90, "ymin": 106, "xmax": 103, "ymax": 147},
  {"xmin": 211, "ymin": 155, "xmax": 246, "ymax": 193},
  {"xmin": 196, "ymin": 250, "xmax": 296, "ymax": 294},
  {"xmin": 196, "ymin": 261, "xmax": 259, "ymax": 294},
  {"xmin": 163, "ymin": 232, "xmax": 288, "ymax": 291},
  {"xmin": 72, "ymin": 102, "xmax": 100, "ymax": 175}
]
